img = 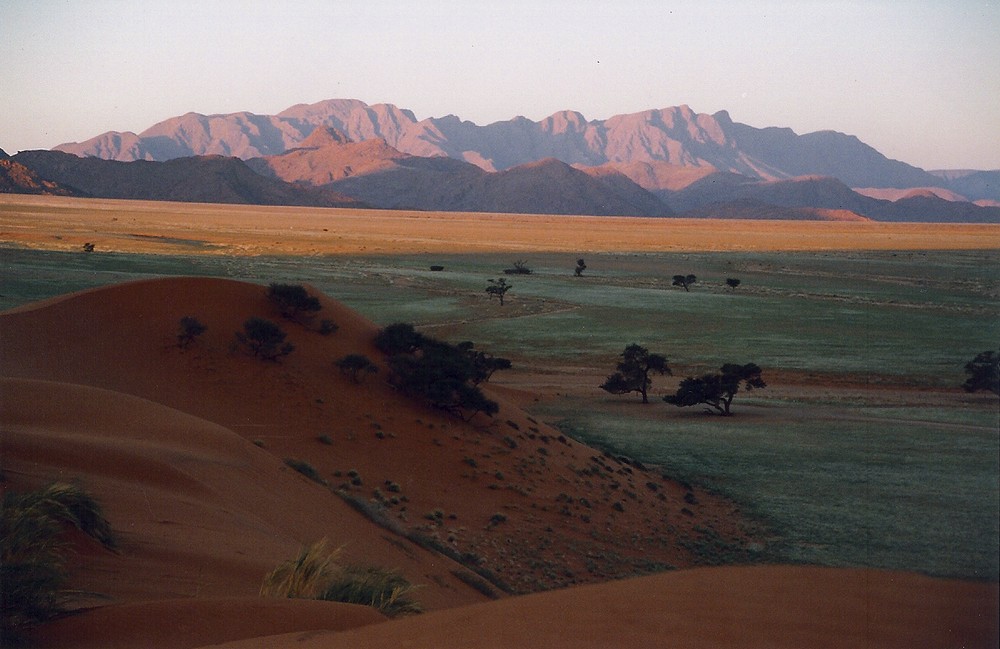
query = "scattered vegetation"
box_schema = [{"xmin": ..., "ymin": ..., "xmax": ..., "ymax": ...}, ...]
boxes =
[
  {"xmin": 962, "ymin": 350, "xmax": 999, "ymax": 395},
  {"xmin": 600, "ymin": 344, "xmax": 671, "ymax": 404},
  {"xmin": 235, "ymin": 317, "xmax": 294, "ymax": 360},
  {"xmin": 503, "ymin": 259, "xmax": 532, "ymax": 275},
  {"xmin": 485, "ymin": 277, "xmax": 512, "ymax": 305},
  {"xmin": 672, "ymin": 274, "xmax": 697, "ymax": 291},
  {"xmin": 176, "ymin": 315, "xmax": 207, "ymax": 349},
  {"xmin": 336, "ymin": 354, "xmax": 379, "ymax": 383},
  {"xmin": 260, "ymin": 540, "xmax": 422, "ymax": 617},
  {"xmin": 1, "ymin": 482, "xmax": 116, "ymax": 640},
  {"xmin": 664, "ymin": 363, "xmax": 766, "ymax": 415},
  {"xmin": 267, "ymin": 283, "xmax": 321, "ymax": 323},
  {"xmin": 81, "ymin": 242, "xmax": 95, "ymax": 253}
]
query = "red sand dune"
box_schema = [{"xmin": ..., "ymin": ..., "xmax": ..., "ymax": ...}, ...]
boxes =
[
  {"xmin": 32, "ymin": 598, "xmax": 383, "ymax": 649},
  {"xmin": 2, "ymin": 277, "xmax": 996, "ymax": 648},
  {"xmin": 202, "ymin": 566, "xmax": 999, "ymax": 649}
]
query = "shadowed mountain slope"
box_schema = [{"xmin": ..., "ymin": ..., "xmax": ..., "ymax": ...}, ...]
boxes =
[
  {"xmin": 251, "ymin": 136, "xmax": 672, "ymax": 216},
  {"xmin": 10, "ymin": 150, "xmax": 364, "ymax": 207}
]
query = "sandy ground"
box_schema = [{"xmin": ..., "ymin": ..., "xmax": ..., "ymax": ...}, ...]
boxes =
[
  {"xmin": 1, "ymin": 195, "xmax": 998, "ymax": 648},
  {"xmin": 2, "ymin": 194, "xmax": 999, "ymax": 256}
]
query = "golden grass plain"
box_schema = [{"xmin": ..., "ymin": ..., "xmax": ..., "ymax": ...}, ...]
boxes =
[{"xmin": 2, "ymin": 194, "xmax": 999, "ymax": 256}]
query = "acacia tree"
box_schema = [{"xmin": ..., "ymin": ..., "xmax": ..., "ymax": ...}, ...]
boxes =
[
  {"xmin": 600, "ymin": 344, "xmax": 671, "ymax": 404},
  {"xmin": 672, "ymin": 274, "xmax": 697, "ymax": 291},
  {"xmin": 664, "ymin": 363, "xmax": 766, "ymax": 415},
  {"xmin": 267, "ymin": 283, "xmax": 321, "ymax": 323},
  {"xmin": 235, "ymin": 317, "xmax": 294, "ymax": 361},
  {"xmin": 486, "ymin": 278, "xmax": 512, "ymax": 305},
  {"xmin": 376, "ymin": 323, "xmax": 509, "ymax": 420},
  {"xmin": 962, "ymin": 350, "xmax": 999, "ymax": 395},
  {"xmin": 574, "ymin": 258, "xmax": 587, "ymax": 277},
  {"xmin": 726, "ymin": 278, "xmax": 741, "ymax": 290}
]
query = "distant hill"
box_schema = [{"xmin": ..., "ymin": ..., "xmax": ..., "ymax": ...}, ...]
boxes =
[
  {"xmin": 10, "ymin": 150, "xmax": 365, "ymax": 208},
  {"xmin": 0, "ymin": 156, "xmax": 79, "ymax": 196},
  {"xmin": 667, "ymin": 174, "xmax": 1000, "ymax": 223},
  {"xmin": 250, "ymin": 134, "xmax": 673, "ymax": 217}
]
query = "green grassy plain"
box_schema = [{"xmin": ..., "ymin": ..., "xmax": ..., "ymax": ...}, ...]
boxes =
[{"xmin": 2, "ymin": 244, "xmax": 998, "ymax": 580}]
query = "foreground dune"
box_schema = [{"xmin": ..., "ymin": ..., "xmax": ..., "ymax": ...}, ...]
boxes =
[
  {"xmin": 200, "ymin": 566, "xmax": 998, "ymax": 649},
  {"xmin": 2, "ymin": 276, "xmax": 996, "ymax": 648},
  {"xmin": 32, "ymin": 598, "xmax": 384, "ymax": 649}
]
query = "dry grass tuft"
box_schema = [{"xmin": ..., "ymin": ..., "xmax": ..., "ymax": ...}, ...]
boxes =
[
  {"xmin": 259, "ymin": 539, "xmax": 341, "ymax": 600},
  {"xmin": 260, "ymin": 540, "xmax": 421, "ymax": 617}
]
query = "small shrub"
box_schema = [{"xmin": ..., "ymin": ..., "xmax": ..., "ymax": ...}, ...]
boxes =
[
  {"xmin": 322, "ymin": 564, "xmax": 421, "ymax": 617},
  {"xmin": 318, "ymin": 319, "xmax": 339, "ymax": 336},
  {"xmin": 177, "ymin": 316, "xmax": 207, "ymax": 349},
  {"xmin": 503, "ymin": 260, "xmax": 532, "ymax": 275},
  {"xmin": 317, "ymin": 434, "xmax": 333, "ymax": 446}
]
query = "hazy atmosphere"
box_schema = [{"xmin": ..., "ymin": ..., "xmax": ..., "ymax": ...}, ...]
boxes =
[{"xmin": 2, "ymin": 0, "xmax": 998, "ymax": 170}]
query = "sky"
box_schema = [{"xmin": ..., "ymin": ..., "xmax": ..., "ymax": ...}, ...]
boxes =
[{"xmin": 2, "ymin": 0, "xmax": 998, "ymax": 170}]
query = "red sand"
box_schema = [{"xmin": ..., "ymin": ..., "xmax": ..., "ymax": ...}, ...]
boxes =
[{"xmin": 203, "ymin": 566, "xmax": 999, "ymax": 649}]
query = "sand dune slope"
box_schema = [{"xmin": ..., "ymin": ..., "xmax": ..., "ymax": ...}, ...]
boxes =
[
  {"xmin": 200, "ymin": 566, "xmax": 998, "ymax": 649},
  {"xmin": 31, "ymin": 598, "xmax": 384, "ymax": 649},
  {"xmin": 0, "ymin": 377, "xmax": 481, "ymax": 608}
]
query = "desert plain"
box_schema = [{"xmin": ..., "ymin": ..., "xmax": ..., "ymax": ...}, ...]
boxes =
[{"xmin": 1, "ymin": 194, "xmax": 998, "ymax": 648}]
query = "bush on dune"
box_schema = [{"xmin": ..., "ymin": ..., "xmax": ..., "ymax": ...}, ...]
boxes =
[
  {"xmin": 1, "ymin": 482, "xmax": 116, "ymax": 640},
  {"xmin": 260, "ymin": 539, "xmax": 421, "ymax": 617}
]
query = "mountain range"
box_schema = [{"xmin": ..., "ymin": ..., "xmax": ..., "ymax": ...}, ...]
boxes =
[{"xmin": 3, "ymin": 99, "xmax": 998, "ymax": 221}]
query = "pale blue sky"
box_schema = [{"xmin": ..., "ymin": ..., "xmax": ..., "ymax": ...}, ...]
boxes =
[{"xmin": 2, "ymin": 0, "xmax": 998, "ymax": 170}]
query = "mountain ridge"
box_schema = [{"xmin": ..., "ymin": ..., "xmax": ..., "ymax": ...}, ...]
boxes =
[{"xmin": 52, "ymin": 98, "xmax": 973, "ymax": 192}]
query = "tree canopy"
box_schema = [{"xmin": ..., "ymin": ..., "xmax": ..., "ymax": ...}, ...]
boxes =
[
  {"xmin": 600, "ymin": 344, "xmax": 671, "ymax": 404},
  {"xmin": 664, "ymin": 363, "xmax": 766, "ymax": 415},
  {"xmin": 962, "ymin": 350, "xmax": 999, "ymax": 395},
  {"xmin": 267, "ymin": 283, "xmax": 321, "ymax": 322},
  {"xmin": 376, "ymin": 323, "xmax": 510, "ymax": 420},
  {"xmin": 235, "ymin": 317, "xmax": 294, "ymax": 360},
  {"xmin": 672, "ymin": 274, "xmax": 697, "ymax": 291}
]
